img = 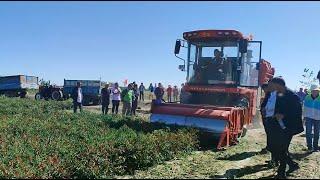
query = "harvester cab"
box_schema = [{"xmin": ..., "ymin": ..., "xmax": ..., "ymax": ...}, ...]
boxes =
[{"xmin": 150, "ymin": 30, "xmax": 275, "ymax": 149}]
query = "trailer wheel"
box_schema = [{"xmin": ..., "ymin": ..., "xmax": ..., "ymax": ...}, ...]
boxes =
[
  {"xmin": 35, "ymin": 93, "xmax": 42, "ymax": 100},
  {"xmin": 20, "ymin": 91, "xmax": 27, "ymax": 98},
  {"xmin": 82, "ymin": 97, "xmax": 90, "ymax": 106},
  {"xmin": 51, "ymin": 90, "xmax": 62, "ymax": 101},
  {"xmin": 93, "ymin": 98, "xmax": 101, "ymax": 105}
]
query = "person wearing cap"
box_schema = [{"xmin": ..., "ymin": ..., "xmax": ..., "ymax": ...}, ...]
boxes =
[
  {"xmin": 267, "ymin": 77, "xmax": 303, "ymax": 179},
  {"xmin": 303, "ymin": 85, "xmax": 320, "ymax": 152},
  {"xmin": 101, "ymin": 83, "xmax": 111, "ymax": 115},
  {"xmin": 71, "ymin": 82, "xmax": 83, "ymax": 113}
]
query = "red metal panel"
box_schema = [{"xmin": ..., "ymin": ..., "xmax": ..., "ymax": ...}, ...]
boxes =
[{"xmin": 152, "ymin": 105, "xmax": 231, "ymax": 120}]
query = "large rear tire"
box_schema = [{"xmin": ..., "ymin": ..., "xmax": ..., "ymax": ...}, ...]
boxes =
[{"xmin": 51, "ymin": 90, "xmax": 62, "ymax": 101}]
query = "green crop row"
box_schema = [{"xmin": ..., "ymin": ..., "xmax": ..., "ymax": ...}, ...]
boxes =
[{"xmin": 0, "ymin": 96, "xmax": 199, "ymax": 178}]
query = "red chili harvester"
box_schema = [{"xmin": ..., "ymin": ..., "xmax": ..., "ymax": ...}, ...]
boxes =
[{"xmin": 151, "ymin": 29, "xmax": 275, "ymax": 149}]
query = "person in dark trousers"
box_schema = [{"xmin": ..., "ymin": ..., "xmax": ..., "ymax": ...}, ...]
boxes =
[
  {"xmin": 139, "ymin": 83, "xmax": 145, "ymax": 101},
  {"xmin": 260, "ymin": 82, "xmax": 279, "ymax": 167},
  {"xmin": 154, "ymin": 83, "xmax": 165, "ymax": 104},
  {"xmin": 111, "ymin": 82, "xmax": 121, "ymax": 114},
  {"xmin": 260, "ymin": 83, "xmax": 271, "ymax": 153},
  {"xmin": 72, "ymin": 82, "xmax": 83, "ymax": 113},
  {"xmin": 167, "ymin": 85, "xmax": 173, "ymax": 102},
  {"xmin": 131, "ymin": 84, "xmax": 139, "ymax": 115},
  {"xmin": 122, "ymin": 83, "xmax": 134, "ymax": 116},
  {"xmin": 148, "ymin": 83, "xmax": 154, "ymax": 100},
  {"xmin": 267, "ymin": 77, "xmax": 304, "ymax": 179},
  {"xmin": 173, "ymin": 85, "xmax": 179, "ymax": 102},
  {"xmin": 101, "ymin": 83, "xmax": 111, "ymax": 114}
]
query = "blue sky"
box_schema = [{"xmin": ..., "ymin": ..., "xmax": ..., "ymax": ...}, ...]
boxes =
[{"xmin": 0, "ymin": 1, "xmax": 320, "ymax": 89}]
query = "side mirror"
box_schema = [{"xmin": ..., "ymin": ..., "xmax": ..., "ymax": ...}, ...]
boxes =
[
  {"xmin": 174, "ymin": 40, "xmax": 181, "ymax": 54},
  {"xmin": 239, "ymin": 39, "xmax": 248, "ymax": 53},
  {"xmin": 178, "ymin": 65, "xmax": 185, "ymax": 71}
]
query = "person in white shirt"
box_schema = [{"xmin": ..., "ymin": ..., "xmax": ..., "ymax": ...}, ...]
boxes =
[
  {"xmin": 111, "ymin": 82, "xmax": 122, "ymax": 114},
  {"xmin": 265, "ymin": 91, "xmax": 286, "ymax": 129},
  {"xmin": 72, "ymin": 82, "xmax": 83, "ymax": 113}
]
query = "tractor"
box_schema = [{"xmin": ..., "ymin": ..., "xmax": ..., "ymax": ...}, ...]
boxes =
[
  {"xmin": 35, "ymin": 80, "xmax": 64, "ymax": 101},
  {"xmin": 150, "ymin": 29, "xmax": 275, "ymax": 149}
]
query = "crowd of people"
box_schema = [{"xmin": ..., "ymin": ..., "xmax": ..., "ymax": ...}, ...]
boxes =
[
  {"xmin": 71, "ymin": 81, "xmax": 184, "ymax": 116},
  {"xmin": 260, "ymin": 76, "xmax": 320, "ymax": 179}
]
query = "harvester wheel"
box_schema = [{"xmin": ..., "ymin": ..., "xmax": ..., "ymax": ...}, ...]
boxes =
[{"xmin": 51, "ymin": 90, "xmax": 62, "ymax": 101}]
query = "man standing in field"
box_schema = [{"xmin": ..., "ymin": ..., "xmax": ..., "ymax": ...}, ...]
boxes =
[
  {"xmin": 139, "ymin": 83, "xmax": 145, "ymax": 101},
  {"xmin": 132, "ymin": 84, "xmax": 140, "ymax": 115},
  {"xmin": 303, "ymin": 85, "xmax": 320, "ymax": 152},
  {"xmin": 101, "ymin": 83, "xmax": 111, "ymax": 115},
  {"xmin": 296, "ymin": 88, "xmax": 307, "ymax": 103},
  {"xmin": 72, "ymin": 82, "xmax": 83, "ymax": 113},
  {"xmin": 267, "ymin": 77, "xmax": 303, "ymax": 179},
  {"xmin": 154, "ymin": 83, "xmax": 165, "ymax": 104},
  {"xmin": 122, "ymin": 83, "xmax": 134, "ymax": 116},
  {"xmin": 111, "ymin": 82, "xmax": 121, "ymax": 114},
  {"xmin": 148, "ymin": 83, "xmax": 154, "ymax": 100},
  {"xmin": 173, "ymin": 85, "xmax": 179, "ymax": 102},
  {"xmin": 167, "ymin": 85, "xmax": 173, "ymax": 102},
  {"xmin": 260, "ymin": 83, "xmax": 272, "ymax": 153}
]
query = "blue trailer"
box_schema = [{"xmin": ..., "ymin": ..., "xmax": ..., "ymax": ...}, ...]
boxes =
[
  {"xmin": 63, "ymin": 79, "xmax": 102, "ymax": 105},
  {"xmin": 0, "ymin": 75, "xmax": 39, "ymax": 98}
]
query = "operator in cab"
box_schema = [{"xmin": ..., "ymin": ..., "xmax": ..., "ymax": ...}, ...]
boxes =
[
  {"xmin": 212, "ymin": 49, "xmax": 223, "ymax": 63},
  {"xmin": 206, "ymin": 49, "xmax": 226, "ymax": 82}
]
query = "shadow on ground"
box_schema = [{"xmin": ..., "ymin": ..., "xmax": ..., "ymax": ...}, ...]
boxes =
[
  {"xmin": 291, "ymin": 151, "xmax": 313, "ymax": 160},
  {"xmin": 210, "ymin": 164, "xmax": 272, "ymax": 179},
  {"xmin": 217, "ymin": 151, "xmax": 261, "ymax": 161}
]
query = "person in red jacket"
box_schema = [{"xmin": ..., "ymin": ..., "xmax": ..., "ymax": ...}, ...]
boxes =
[{"xmin": 166, "ymin": 85, "xmax": 173, "ymax": 102}]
